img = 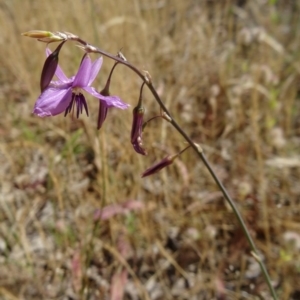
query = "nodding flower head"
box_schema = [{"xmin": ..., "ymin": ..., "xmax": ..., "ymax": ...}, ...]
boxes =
[{"xmin": 33, "ymin": 49, "xmax": 129, "ymax": 118}]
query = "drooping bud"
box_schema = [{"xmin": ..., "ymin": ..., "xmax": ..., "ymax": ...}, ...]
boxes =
[
  {"xmin": 131, "ymin": 106, "xmax": 147, "ymax": 155},
  {"xmin": 141, "ymin": 144, "xmax": 192, "ymax": 177},
  {"xmin": 96, "ymin": 62, "xmax": 118, "ymax": 130},
  {"xmin": 97, "ymin": 100, "xmax": 108, "ymax": 129},
  {"xmin": 22, "ymin": 30, "xmax": 66, "ymax": 43},
  {"xmin": 40, "ymin": 41, "xmax": 65, "ymax": 92},
  {"xmin": 141, "ymin": 154, "xmax": 178, "ymax": 177},
  {"xmin": 131, "ymin": 82, "xmax": 147, "ymax": 155},
  {"xmin": 132, "ymin": 136, "xmax": 147, "ymax": 156},
  {"xmin": 131, "ymin": 106, "xmax": 144, "ymax": 143}
]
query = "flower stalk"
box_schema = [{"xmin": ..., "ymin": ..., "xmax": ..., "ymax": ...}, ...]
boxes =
[
  {"xmin": 77, "ymin": 38, "xmax": 278, "ymax": 300},
  {"xmin": 23, "ymin": 30, "xmax": 278, "ymax": 300}
]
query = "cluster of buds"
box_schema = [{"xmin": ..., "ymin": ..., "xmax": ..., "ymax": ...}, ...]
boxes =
[{"xmin": 23, "ymin": 30, "xmax": 191, "ymax": 177}]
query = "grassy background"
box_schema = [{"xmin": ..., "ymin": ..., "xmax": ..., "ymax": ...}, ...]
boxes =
[{"xmin": 0, "ymin": 0, "xmax": 300, "ymax": 299}]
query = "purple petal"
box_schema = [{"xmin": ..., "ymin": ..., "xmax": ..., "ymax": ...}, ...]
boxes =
[
  {"xmin": 88, "ymin": 57, "xmax": 103, "ymax": 86},
  {"xmin": 83, "ymin": 86, "xmax": 130, "ymax": 109},
  {"xmin": 33, "ymin": 86, "xmax": 72, "ymax": 117},
  {"xmin": 45, "ymin": 48, "xmax": 51, "ymax": 57},
  {"xmin": 73, "ymin": 55, "xmax": 92, "ymax": 87},
  {"xmin": 55, "ymin": 64, "xmax": 69, "ymax": 82},
  {"xmin": 102, "ymin": 95, "xmax": 130, "ymax": 109},
  {"xmin": 46, "ymin": 48, "xmax": 69, "ymax": 82}
]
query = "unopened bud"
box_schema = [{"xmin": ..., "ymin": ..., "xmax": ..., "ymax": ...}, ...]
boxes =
[
  {"xmin": 131, "ymin": 106, "xmax": 145, "ymax": 143},
  {"xmin": 40, "ymin": 41, "xmax": 65, "ymax": 92},
  {"xmin": 132, "ymin": 136, "xmax": 147, "ymax": 156},
  {"xmin": 22, "ymin": 30, "xmax": 66, "ymax": 43},
  {"xmin": 97, "ymin": 100, "xmax": 108, "ymax": 130},
  {"xmin": 141, "ymin": 154, "xmax": 178, "ymax": 177},
  {"xmin": 131, "ymin": 105, "xmax": 147, "ymax": 155}
]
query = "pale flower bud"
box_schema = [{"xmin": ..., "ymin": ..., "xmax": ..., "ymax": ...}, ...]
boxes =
[{"xmin": 22, "ymin": 30, "xmax": 66, "ymax": 43}]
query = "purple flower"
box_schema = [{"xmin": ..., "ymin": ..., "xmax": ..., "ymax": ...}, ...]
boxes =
[{"xmin": 33, "ymin": 49, "xmax": 129, "ymax": 117}]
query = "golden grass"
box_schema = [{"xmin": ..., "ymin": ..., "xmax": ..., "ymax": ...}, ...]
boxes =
[{"xmin": 0, "ymin": 0, "xmax": 300, "ymax": 299}]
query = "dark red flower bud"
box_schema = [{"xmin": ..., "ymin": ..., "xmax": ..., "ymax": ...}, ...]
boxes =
[
  {"xmin": 40, "ymin": 41, "xmax": 65, "ymax": 92},
  {"xmin": 97, "ymin": 100, "xmax": 108, "ymax": 129},
  {"xmin": 131, "ymin": 106, "xmax": 144, "ymax": 143},
  {"xmin": 131, "ymin": 105, "xmax": 147, "ymax": 155},
  {"xmin": 141, "ymin": 154, "xmax": 178, "ymax": 177},
  {"xmin": 132, "ymin": 136, "xmax": 147, "ymax": 156}
]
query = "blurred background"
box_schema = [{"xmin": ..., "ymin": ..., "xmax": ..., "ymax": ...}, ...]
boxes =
[{"xmin": 0, "ymin": 0, "xmax": 300, "ymax": 299}]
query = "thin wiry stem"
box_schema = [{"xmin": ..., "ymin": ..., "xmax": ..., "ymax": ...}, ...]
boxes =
[{"xmin": 59, "ymin": 34, "xmax": 278, "ymax": 299}]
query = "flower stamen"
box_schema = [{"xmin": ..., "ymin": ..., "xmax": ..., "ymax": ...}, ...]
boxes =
[{"xmin": 64, "ymin": 93, "xmax": 89, "ymax": 118}]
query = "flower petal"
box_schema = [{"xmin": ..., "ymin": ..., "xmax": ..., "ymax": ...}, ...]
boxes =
[
  {"xmin": 55, "ymin": 64, "xmax": 69, "ymax": 82},
  {"xmin": 88, "ymin": 57, "xmax": 103, "ymax": 86},
  {"xmin": 83, "ymin": 87, "xmax": 130, "ymax": 109},
  {"xmin": 45, "ymin": 48, "xmax": 69, "ymax": 82},
  {"xmin": 33, "ymin": 86, "xmax": 72, "ymax": 117},
  {"xmin": 45, "ymin": 48, "xmax": 51, "ymax": 57},
  {"xmin": 73, "ymin": 55, "xmax": 92, "ymax": 87},
  {"xmin": 101, "ymin": 95, "xmax": 130, "ymax": 109}
]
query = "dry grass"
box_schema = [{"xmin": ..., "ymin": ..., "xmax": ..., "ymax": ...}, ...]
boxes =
[{"xmin": 0, "ymin": 0, "xmax": 300, "ymax": 299}]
